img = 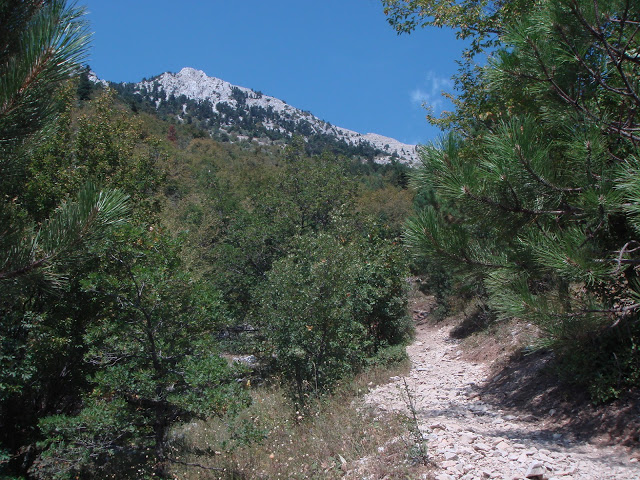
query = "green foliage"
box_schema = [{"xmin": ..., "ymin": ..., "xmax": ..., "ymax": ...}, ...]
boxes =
[
  {"xmin": 0, "ymin": 3, "xmax": 142, "ymax": 476},
  {"xmin": 33, "ymin": 226, "xmax": 248, "ymax": 478},
  {"xmin": 34, "ymin": 399, "xmax": 140, "ymax": 479},
  {"xmin": 205, "ymin": 138, "xmax": 359, "ymax": 317},
  {"xmin": 255, "ymin": 232, "xmax": 411, "ymax": 404},
  {"xmin": 1, "ymin": 2, "xmax": 417, "ymax": 476},
  {"xmin": 1, "ymin": 183, "xmax": 129, "ymax": 289},
  {"xmin": 0, "ymin": 0, "xmax": 90, "ymax": 154},
  {"xmin": 356, "ymin": 184, "xmax": 414, "ymax": 237},
  {"xmin": 404, "ymin": 0, "xmax": 640, "ymax": 401},
  {"xmin": 367, "ymin": 344, "xmax": 409, "ymax": 368},
  {"xmin": 23, "ymin": 90, "xmax": 165, "ymax": 221},
  {"xmin": 0, "ymin": 184, "xmax": 129, "ymax": 473}
]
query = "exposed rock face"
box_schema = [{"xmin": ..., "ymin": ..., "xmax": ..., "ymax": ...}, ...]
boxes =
[{"xmin": 103, "ymin": 67, "xmax": 420, "ymax": 165}]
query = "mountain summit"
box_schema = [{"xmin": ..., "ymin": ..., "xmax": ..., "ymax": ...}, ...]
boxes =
[{"xmin": 107, "ymin": 67, "xmax": 419, "ymax": 164}]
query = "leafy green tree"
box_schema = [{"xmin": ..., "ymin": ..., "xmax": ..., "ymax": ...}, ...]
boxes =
[
  {"xmin": 255, "ymin": 232, "xmax": 411, "ymax": 404},
  {"xmin": 274, "ymin": 140, "xmax": 357, "ymax": 233},
  {"xmin": 208, "ymin": 138, "xmax": 357, "ymax": 316},
  {"xmin": 404, "ymin": 0, "xmax": 640, "ymax": 401},
  {"xmin": 23, "ymin": 89, "xmax": 165, "ymax": 222},
  {"xmin": 33, "ymin": 227, "xmax": 247, "ymax": 478},
  {"xmin": 356, "ymin": 185, "xmax": 414, "ymax": 237}
]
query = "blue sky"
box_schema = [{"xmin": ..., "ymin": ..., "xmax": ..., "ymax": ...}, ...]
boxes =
[{"xmin": 81, "ymin": 0, "xmax": 466, "ymax": 145}]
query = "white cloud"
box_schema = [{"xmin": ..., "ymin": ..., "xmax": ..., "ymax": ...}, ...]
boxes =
[{"xmin": 410, "ymin": 71, "xmax": 453, "ymax": 113}]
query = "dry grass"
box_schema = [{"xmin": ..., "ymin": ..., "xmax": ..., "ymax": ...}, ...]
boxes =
[{"xmin": 169, "ymin": 362, "xmax": 433, "ymax": 479}]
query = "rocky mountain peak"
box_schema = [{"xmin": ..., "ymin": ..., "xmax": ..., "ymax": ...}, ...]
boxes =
[{"xmin": 103, "ymin": 67, "xmax": 420, "ymax": 165}]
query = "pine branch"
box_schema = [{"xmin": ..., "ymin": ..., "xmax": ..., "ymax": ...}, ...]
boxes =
[
  {"xmin": 462, "ymin": 185, "xmax": 576, "ymax": 216},
  {"xmin": 587, "ymin": 0, "xmax": 640, "ymax": 106},
  {"xmin": 0, "ymin": 0, "xmax": 90, "ymax": 149},
  {"xmin": 514, "ymin": 143, "xmax": 583, "ymax": 193},
  {"xmin": 0, "ymin": 183, "xmax": 129, "ymax": 283}
]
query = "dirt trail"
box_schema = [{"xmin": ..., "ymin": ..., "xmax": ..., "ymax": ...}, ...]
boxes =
[{"xmin": 364, "ymin": 320, "xmax": 640, "ymax": 480}]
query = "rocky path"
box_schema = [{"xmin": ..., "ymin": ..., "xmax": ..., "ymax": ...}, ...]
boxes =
[{"xmin": 364, "ymin": 321, "xmax": 640, "ymax": 480}]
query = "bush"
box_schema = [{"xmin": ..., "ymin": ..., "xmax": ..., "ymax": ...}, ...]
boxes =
[
  {"xmin": 367, "ymin": 344, "xmax": 409, "ymax": 368},
  {"xmin": 32, "ymin": 227, "xmax": 248, "ymax": 478},
  {"xmin": 555, "ymin": 317, "xmax": 640, "ymax": 403},
  {"xmin": 254, "ymin": 233, "xmax": 411, "ymax": 404}
]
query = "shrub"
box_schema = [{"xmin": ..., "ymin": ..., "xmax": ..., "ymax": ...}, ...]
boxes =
[{"xmin": 254, "ymin": 233, "xmax": 411, "ymax": 404}]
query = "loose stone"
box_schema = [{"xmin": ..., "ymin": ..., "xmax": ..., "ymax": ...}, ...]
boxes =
[{"xmin": 525, "ymin": 461, "xmax": 547, "ymax": 479}]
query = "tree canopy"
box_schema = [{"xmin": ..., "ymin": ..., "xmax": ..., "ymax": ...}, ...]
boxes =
[
  {"xmin": 403, "ymin": 0, "xmax": 640, "ymax": 401},
  {"xmin": 1, "ymin": 2, "xmax": 416, "ymax": 477}
]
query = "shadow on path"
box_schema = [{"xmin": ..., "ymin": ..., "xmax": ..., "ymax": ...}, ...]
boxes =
[{"xmin": 474, "ymin": 347, "xmax": 640, "ymax": 450}]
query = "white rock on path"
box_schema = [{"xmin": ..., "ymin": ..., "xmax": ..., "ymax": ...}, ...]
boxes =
[{"xmin": 363, "ymin": 321, "xmax": 640, "ymax": 479}]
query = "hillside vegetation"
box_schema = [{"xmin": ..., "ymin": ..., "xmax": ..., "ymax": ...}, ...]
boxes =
[
  {"xmin": 0, "ymin": 2, "xmax": 414, "ymax": 478},
  {"xmin": 394, "ymin": 0, "xmax": 640, "ymax": 403},
  {"xmin": 2, "ymin": 0, "xmax": 640, "ymax": 478}
]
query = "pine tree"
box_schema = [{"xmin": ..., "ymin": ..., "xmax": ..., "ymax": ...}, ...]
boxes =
[
  {"xmin": 0, "ymin": 1, "xmax": 130, "ymax": 474},
  {"xmin": 0, "ymin": 0, "xmax": 128, "ymax": 286},
  {"xmin": 404, "ymin": 0, "xmax": 640, "ymax": 400},
  {"xmin": 0, "ymin": 0, "xmax": 90, "ymax": 154}
]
